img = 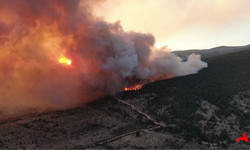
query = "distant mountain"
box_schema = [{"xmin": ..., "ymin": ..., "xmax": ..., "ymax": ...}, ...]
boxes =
[{"xmin": 172, "ymin": 44, "xmax": 250, "ymax": 59}]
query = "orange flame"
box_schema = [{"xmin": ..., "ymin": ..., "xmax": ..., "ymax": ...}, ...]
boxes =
[
  {"xmin": 124, "ymin": 85, "xmax": 142, "ymax": 91},
  {"xmin": 58, "ymin": 55, "xmax": 72, "ymax": 65}
]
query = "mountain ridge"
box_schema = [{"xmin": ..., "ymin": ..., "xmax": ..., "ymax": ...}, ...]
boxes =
[{"xmin": 172, "ymin": 44, "xmax": 250, "ymax": 59}]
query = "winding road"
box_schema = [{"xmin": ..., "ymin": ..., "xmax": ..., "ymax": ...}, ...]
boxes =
[
  {"xmin": 85, "ymin": 97, "xmax": 166, "ymax": 148},
  {"xmin": 115, "ymin": 97, "xmax": 166, "ymax": 127}
]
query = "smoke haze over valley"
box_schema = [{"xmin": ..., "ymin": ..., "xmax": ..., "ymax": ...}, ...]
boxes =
[
  {"xmin": 1, "ymin": 0, "xmax": 250, "ymax": 149},
  {"xmin": 0, "ymin": 0, "xmax": 207, "ymax": 114}
]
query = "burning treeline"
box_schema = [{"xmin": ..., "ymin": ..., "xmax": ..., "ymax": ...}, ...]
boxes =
[{"xmin": 0, "ymin": 0, "xmax": 207, "ymax": 114}]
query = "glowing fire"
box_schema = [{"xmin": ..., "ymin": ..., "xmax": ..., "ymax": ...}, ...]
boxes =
[
  {"xmin": 58, "ymin": 55, "xmax": 72, "ymax": 65},
  {"xmin": 124, "ymin": 85, "xmax": 142, "ymax": 91}
]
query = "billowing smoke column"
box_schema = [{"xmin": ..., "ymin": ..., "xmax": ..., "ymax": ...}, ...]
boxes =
[{"xmin": 0, "ymin": 0, "xmax": 207, "ymax": 114}]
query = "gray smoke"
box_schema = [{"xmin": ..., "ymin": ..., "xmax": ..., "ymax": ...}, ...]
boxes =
[{"xmin": 0, "ymin": 0, "xmax": 207, "ymax": 114}]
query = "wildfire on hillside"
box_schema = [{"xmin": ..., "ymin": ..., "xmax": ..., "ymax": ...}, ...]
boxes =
[
  {"xmin": 124, "ymin": 85, "xmax": 142, "ymax": 91},
  {"xmin": 58, "ymin": 55, "xmax": 72, "ymax": 66},
  {"xmin": 0, "ymin": 0, "xmax": 207, "ymax": 114}
]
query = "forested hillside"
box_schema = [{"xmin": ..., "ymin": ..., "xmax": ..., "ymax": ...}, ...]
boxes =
[{"xmin": 120, "ymin": 48, "xmax": 250, "ymax": 148}]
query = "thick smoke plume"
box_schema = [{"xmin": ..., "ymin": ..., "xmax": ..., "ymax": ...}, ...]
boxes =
[{"xmin": 0, "ymin": 0, "xmax": 207, "ymax": 114}]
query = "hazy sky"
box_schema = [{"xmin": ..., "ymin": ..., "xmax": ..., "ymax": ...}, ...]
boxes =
[{"xmin": 94, "ymin": 0, "xmax": 250, "ymax": 50}]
